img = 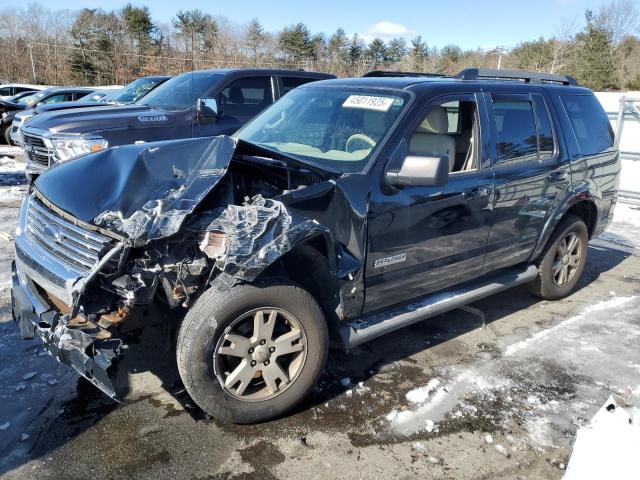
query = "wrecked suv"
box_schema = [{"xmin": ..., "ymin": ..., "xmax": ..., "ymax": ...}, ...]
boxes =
[{"xmin": 12, "ymin": 68, "xmax": 620, "ymax": 423}]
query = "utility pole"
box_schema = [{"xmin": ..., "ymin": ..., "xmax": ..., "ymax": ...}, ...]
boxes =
[
  {"xmin": 28, "ymin": 44, "xmax": 37, "ymax": 83},
  {"xmin": 491, "ymin": 46, "xmax": 510, "ymax": 70}
]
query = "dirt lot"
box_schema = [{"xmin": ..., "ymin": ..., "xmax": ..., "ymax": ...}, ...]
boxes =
[{"xmin": 1, "ymin": 147, "xmax": 639, "ymax": 480}]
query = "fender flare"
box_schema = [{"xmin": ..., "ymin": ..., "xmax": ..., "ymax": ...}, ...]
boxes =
[{"xmin": 529, "ymin": 184, "xmax": 602, "ymax": 262}]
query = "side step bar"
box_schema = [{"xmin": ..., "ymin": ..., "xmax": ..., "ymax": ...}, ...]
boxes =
[{"xmin": 336, "ymin": 264, "xmax": 539, "ymax": 348}]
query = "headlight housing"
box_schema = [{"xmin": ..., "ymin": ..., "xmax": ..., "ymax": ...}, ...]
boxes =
[{"xmin": 48, "ymin": 136, "xmax": 108, "ymax": 162}]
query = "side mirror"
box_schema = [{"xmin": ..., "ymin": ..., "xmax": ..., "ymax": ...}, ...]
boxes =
[
  {"xmin": 385, "ymin": 154, "xmax": 449, "ymax": 187},
  {"xmin": 197, "ymin": 98, "xmax": 220, "ymax": 121}
]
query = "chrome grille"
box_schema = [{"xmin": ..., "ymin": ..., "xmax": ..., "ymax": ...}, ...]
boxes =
[
  {"xmin": 22, "ymin": 134, "xmax": 53, "ymax": 167},
  {"xmin": 25, "ymin": 197, "xmax": 113, "ymax": 275}
]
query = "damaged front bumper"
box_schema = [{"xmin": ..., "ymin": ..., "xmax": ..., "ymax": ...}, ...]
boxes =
[
  {"xmin": 11, "ymin": 193, "xmax": 126, "ymax": 399},
  {"xmin": 11, "ymin": 259, "xmax": 123, "ymax": 398}
]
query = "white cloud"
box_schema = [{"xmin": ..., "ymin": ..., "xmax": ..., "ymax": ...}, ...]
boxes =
[{"xmin": 362, "ymin": 21, "xmax": 413, "ymax": 42}]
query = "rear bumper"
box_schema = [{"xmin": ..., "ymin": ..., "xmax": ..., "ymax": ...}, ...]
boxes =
[{"xmin": 11, "ymin": 258, "xmax": 123, "ymax": 399}]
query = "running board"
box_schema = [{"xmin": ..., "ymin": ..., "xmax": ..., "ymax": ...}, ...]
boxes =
[{"xmin": 336, "ymin": 264, "xmax": 538, "ymax": 348}]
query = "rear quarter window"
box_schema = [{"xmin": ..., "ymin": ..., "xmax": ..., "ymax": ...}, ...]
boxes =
[
  {"xmin": 561, "ymin": 94, "xmax": 614, "ymax": 155},
  {"xmin": 280, "ymin": 77, "xmax": 318, "ymax": 95}
]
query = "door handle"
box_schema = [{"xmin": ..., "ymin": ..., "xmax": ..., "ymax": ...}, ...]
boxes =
[
  {"xmin": 462, "ymin": 185, "xmax": 491, "ymax": 200},
  {"xmin": 547, "ymin": 170, "xmax": 568, "ymax": 182}
]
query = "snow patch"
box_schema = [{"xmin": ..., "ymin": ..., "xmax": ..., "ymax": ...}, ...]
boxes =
[
  {"xmin": 563, "ymin": 392, "xmax": 640, "ymax": 479},
  {"xmin": 505, "ymin": 296, "xmax": 637, "ymax": 356},
  {"xmin": 406, "ymin": 378, "xmax": 440, "ymax": 404}
]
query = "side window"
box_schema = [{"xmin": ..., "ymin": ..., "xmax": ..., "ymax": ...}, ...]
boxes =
[
  {"xmin": 561, "ymin": 94, "xmax": 614, "ymax": 155},
  {"xmin": 221, "ymin": 77, "xmax": 273, "ymax": 119},
  {"xmin": 280, "ymin": 77, "xmax": 316, "ymax": 95},
  {"xmin": 0, "ymin": 87, "xmax": 11, "ymax": 96},
  {"xmin": 531, "ymin": 94, "xmax": 555, "ymax": 159},
  {"xmin": 492, "ymin": 97, "xmax": 538, "ymax": 163},
  {"xmin": 409, "ymin": 95, "xmax": 479, "ymax": 173},
  {"xmin": 41, "ymin": 93, "xmax": 73, "ymax": 104}
]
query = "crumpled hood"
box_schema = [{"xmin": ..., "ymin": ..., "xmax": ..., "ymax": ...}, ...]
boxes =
[
  {"xmin": 34, "ymin": 136, "xmax": 236, "ymax": 245},
  {"xmin": 24, "ymin": 104, "xmax": 157, "ymax": 134}
]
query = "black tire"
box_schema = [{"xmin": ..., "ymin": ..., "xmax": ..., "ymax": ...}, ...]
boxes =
[
  {"xmin": 1, "ymin": 126, "xmax": 11, "ymax": 146},
  {"xmin": 177, "ymin": 279, "xmax": 328, "ymax": 424},
  {"xmin": 528, "ymin": 214, "xmax": 589, "ymax": 300}
]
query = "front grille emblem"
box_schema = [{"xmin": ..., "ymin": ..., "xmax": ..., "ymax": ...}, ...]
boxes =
[{"xmin": 42, "ymin": 224, "xmax": 63, "ymax": 243}]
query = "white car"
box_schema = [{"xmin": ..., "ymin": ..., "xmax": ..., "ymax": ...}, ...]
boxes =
[{"xmin": 0, "ymin": 84, "xmax": 50, "ymax": 101}]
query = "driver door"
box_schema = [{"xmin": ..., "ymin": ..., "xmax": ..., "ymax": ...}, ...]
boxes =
[{"xmin": 364, "ymin": 93, "xmax": 496, "ymax": 313}]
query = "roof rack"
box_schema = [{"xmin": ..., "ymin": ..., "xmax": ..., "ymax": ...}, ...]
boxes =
[
  {"xmin": 455, "ymin": 68, "xmax": 578, "ymax": 86},
  {"xmin": 362, "ymin": 70, "xmax": 445, "ymax": 78}
]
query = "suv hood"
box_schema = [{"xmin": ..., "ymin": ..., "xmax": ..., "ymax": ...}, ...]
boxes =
[
  {"xmin": 24, "ymin": 104, "xmax": 159, "ymax": 135},
  {"xmin": 34, "ymin": 136, "xmax": 236, "ymax": 245},
  {"xmin": 34, "ymin": 101, "xmax": 113, "ymax": 115}
]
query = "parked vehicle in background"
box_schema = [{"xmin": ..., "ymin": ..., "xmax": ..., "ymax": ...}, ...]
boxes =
[
  {"xmin": 0, "ymin": 84, "xmax": 49, "ymax": 100},
  {"xmin": 0, "ymin": 91, "xmax": 41, "ymax": 142},
  {"xmin": 5, "ymin": 87, "xmax": 97, "ymax": 145},
  {"xmin": 80, "ymin": 89, "xmax": 121, "ymax": 102},
  {"xmin": 100, "ymin": 76, "xmax": 171, "ymax": 104},
  {"xmin": 11, "ymin": 68, "xmax": 619, "ymax": 423},
  {"xmin": 4, "ymin": 91, "xmax": 38, "ymax": 103},
  {"xmin": 6, "ymin": 77, "xmax": 170, "ymax": 147},
  {"xmin": 20, "ymin": 69, "xmax": 334, "ymax": 178}
]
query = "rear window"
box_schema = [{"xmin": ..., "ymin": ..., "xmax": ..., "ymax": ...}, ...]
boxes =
[{"xmin": 561, "ymin": 94, "xmax": 614, "ymax": 155}]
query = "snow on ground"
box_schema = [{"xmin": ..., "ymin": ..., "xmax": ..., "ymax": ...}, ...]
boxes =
[
  {"xmin": 594, "ymin": 202, "xmax": 640, "ymax": 253},
  {"xmin": 0, "ymin": 147, "xmax": 26, "ymax": 206},
  {"xmin": 381, "ymin": 201, "xmax": 640, "ymax": 466},
  {"xmin": 563, "ymin": 391, "xmax": 640, "ymax": 479},
  {"xmin": 383, "ymin": 292, "xmax": 640, "ymax": 447}
]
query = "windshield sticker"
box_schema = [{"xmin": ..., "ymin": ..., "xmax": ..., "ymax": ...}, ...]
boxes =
[{"xmin": 342, "ymin": 95, "xmax": 394, "ymax": 112}]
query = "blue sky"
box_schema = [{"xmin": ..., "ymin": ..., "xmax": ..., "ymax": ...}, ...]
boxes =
[{"xmin": 35, "ymin": 0, "xmax": 602, "ymax": 49}]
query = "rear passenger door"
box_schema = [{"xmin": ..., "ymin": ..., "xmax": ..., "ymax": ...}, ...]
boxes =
[
  {"xmin": 484, "ymin": 92, "xmax": 569, "ymax": 272},
  {"xmin": 211, "ymin": 76, "xmax": 274, "ymax": 135}
]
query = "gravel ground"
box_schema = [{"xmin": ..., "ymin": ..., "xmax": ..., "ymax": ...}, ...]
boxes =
[{"xmin": 0, "ymin": 146, "xmax": 639, "ymax": 480}]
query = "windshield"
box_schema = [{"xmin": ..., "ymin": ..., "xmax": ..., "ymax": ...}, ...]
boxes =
[
  {"xmin": 235, "ymin": 86, "xmax": 409, "ymax": 173},
  {"xmin": 16, "ymin": 94, "xmax": 35, "ymax": 105},
  {"xmin": 104, "ymin": 78, "xmax": 163, "ymax": 104},
  {"xmin": 137, "ymin": 72, "xmax": 221, "ymax": 110},
  {"xmin": 25, "ymin": 91, "xmax": 48, "ymax": 105}
]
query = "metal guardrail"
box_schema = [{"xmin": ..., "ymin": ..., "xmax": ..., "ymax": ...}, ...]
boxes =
[{"xmin": 613, "ymin": 97, "xmax": 640, "ymax": 203}]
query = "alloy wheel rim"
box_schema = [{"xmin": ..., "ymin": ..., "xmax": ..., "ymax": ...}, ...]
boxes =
[
  {"xmin": 552, "ymin": 232, "xmax": 582, "ymax": 287},
  {"xmin": 213, "ymin": 308, "xmax": 307, "ymax": 402}
]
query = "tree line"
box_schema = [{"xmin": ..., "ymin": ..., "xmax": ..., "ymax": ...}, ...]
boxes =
[{"xmin": 0, "ymin": 0, "xmax": 638, "ymax": 91}]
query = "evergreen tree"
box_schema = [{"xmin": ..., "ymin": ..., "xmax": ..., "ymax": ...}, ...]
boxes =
[
  {"xmin": 367, "ymin": 38, "xmax": 387, "ymax": 67},
  {"xmin": 574, "ymin": 9, "xmax": 619, "ymax": 90},
  {"xmin": 279, "ymin": 23, "xmax": 314, "ymax": 62},
  {"xmin": 386, "ymin": 38, "xmax": 407, "ymax": 64}
]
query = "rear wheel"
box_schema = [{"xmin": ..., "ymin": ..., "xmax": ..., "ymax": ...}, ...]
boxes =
[
  {"xmin": 529, "ymin": 214, "xmax": 588, "ymax": 300},
  {"xmin": 177, "ymin": 279, "xmax": 328, "ymax": 423}
]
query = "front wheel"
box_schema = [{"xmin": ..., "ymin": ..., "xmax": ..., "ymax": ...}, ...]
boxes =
[
  {"xmin": 2, "ymin": 126, "xmax": 12, "ymax": 146},
  {"xmin": 529, "ymin": 214, "xmax": 588, "ymax": 300},
  {"xmin": 177, "ymin": 279, "xmax": 328, "ymax": 423}
]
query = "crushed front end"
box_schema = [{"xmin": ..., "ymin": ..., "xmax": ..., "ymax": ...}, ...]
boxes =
[{"xmin": 11, "ymin": 135, "xmax": 368, "ymax": 400}]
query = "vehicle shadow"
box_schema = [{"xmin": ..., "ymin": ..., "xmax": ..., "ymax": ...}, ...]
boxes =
[{"xmin": 6, "ymin": 243, "xmax": 630, "ymax": 472}]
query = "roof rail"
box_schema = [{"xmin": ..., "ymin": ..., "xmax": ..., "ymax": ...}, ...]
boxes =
[
  {"xmin": 362, "ymin": 70, "xmax": 445, "ymax": 78},
  {"xmin": 455, "ymin": 68, "xmax": 578, "ymax": 86}
]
